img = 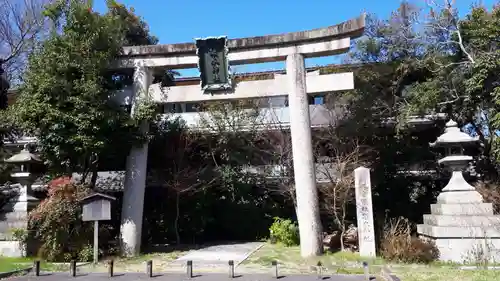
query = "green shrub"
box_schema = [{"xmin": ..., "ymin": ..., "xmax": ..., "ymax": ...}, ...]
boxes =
[
  {"xmin": 29, "ymin": 176, "xmax": 93, "ymax": 261},
  {"xmin": 78, "ymin": 244, "xmax": 94, "ymax": 262},
  {"xmin": 10, "ymin": 228, "xmax": 28, "ymax": 256},
  {"xmin": 269, "ymin": 217, "xmax": 300, "ymax": 246},
  {"xmin": 63, "ymin": 252, "xmax": 73, "ymax": 262}
]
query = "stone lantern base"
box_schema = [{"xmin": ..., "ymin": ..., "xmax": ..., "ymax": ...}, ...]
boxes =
[
  {"xmin": 0, "ymin": 184, "xmax": 39, "ymax": 257},
  {"xmin": 418, "ymin": 189, "xmax": 500, "ymax": 263}
]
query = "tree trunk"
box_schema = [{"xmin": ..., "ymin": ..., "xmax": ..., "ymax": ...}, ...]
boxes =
[
  {"xmin": 340, "ymin": 203, "xmax": 347, "ymax": 252},
  {"xmin": 90, "ymin": 169, "xmax": 98, "ymax": 189},
  {"xmin": 289, "ymin": 184, "xmax": 300, "ymax": 220},
  {"xmin": 174, "ymin": 192, "xmax": 181, "ymax": 244},
  {"xmin": 340, "ymin": 228, "xmax": 345, "ymax": 252},
  {"xmin": 374, "ymin": 209, "xmax": 385, "ymax": 250}
]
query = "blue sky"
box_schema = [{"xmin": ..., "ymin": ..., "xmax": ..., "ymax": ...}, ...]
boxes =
[{"xmin": 93, "ymin": 0, "xmax": 496, "ymax": 75}]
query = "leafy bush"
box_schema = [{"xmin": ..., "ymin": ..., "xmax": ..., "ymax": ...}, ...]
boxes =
[
  {"xmin": 10, "ymin": 228, "xmax": 28, "ymax": 256},
  {"xmin": 380, "ymin": 217, "xmax": 439, "ymax": 263},
  {"xmin": 269, "ymin": 217, "xmax": 300, "ymax": 246},
  {"xmin": 28, "ymin": 176, "xmax": 93, "ymax": 261},
  {"xmin": 78, "ymin": 244, "xmax": 94, "ymax": 262}
]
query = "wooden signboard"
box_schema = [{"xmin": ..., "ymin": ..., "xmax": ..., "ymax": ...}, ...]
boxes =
[{"xmin": 80, "ymin": 193, "xmax": 116, "ymax": 264}]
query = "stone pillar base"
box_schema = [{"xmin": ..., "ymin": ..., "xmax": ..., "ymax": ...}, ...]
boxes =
[
  {"xmin": 0, "ymin": 240, "xmax": 24, "ymax": 257},
  {"xmin": 418, "ymin": 202, "xmax": 500, "ymax": 263},
  {"xmin": 0, "ymin": 211, "xmax": 27, "ymax": 257},
  {"xmin": 0, "ymin": 185, "xmax": 39, "ymax": 257}
]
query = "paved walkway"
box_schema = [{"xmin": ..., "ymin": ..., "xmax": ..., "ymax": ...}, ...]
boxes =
[
  {"xmin": 8, "ymin": 272, "xmax": 376, "ymax": 281},
  {"xmin": 170, "ymin": 242, "xmax": 264, "ymax": 267}
]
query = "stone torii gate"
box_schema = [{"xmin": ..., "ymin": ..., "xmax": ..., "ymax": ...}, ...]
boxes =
[{"xmin": 115, "ymin": 15, "xmax": 365, "ymax": 257}]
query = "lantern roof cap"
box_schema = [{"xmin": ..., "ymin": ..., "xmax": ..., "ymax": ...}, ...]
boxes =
[
  {"xmin": 4, "ymin": 145, "xmax": 42, "ymax": 164},
  {"xmin": 80, "ymin": 192, "xmax": 116, "ymax": 204},
  {"xmin": 430, "ymin": 119, "xmax": 479, "ymax": 147}
]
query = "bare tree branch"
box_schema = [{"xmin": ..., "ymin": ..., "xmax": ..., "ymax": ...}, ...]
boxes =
[
  {"xmin": 425, "ymin": 0, "xmax": 476, "ymax": 64},
  {"xmin": 316, "ymin": 129, "xmax": 370, "ymax": 250},
  {"xmin": 0, "ymin": 0, "xmax": 49, "ymax": 84},
  {"xmin": 149, "ymin": 118, "xmax": 221, "ymax": 244}
]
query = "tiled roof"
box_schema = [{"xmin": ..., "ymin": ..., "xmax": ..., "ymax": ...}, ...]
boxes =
[
  {"xmin": 30, "ymin": 171, "xmax": 125, "ymax": 193},
  {"xmin": 173, "ymin": 63, "xmax": 365, "ymax": 82}
]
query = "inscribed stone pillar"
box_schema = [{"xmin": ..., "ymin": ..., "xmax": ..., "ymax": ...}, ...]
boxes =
[
  {"xmin": 120, "ymin": 63, "xmax": 152, "ymax": 256},
  {"xmin": 286, "ymin": 53, "xmax": 323, "ymax": 257},
  {"xmin": 354, "ymin": 167, "xmax": 376, "ymax": 257}
]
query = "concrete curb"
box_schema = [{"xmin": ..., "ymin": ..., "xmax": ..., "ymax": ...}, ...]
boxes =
[
  {"xmin": 380, "ymin": 265, "xmax": 400, "ymax": 281},
  {"xmin": 0, "ymin": 267, "xmax": 32, "ymax": 279},
  {"xmin": 236, "ymin": 243, "xmax": 265, "ymax": 267},
  {"xmin": 459, "ymin": 265, "xmax": 500, "ymax": 270},
  {"xmin": 15, "ymin": 262, "xmax": 90, "ymax": 267}
]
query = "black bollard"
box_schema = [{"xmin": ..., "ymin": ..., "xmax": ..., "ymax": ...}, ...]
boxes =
[
  {"xmin": 228, "ymin": 260, "xmax": 234, "ymax": 278},
  {"xmin": 70, "ymin": 260, "xmax": 77, "ymax": 277},
  {"xmin": 33, "ymin": 260, "xmax": 40, "ymax": 276},
  {"xmin": 186, "ymin": 260, "xmax": 193, "ymax": 278},
  {"xmin": 317, "ymin": 261, "xmax": 322, "ymax": 279},
  {"xmin": 362, "ymin": 261, "xmax": 369, "ymax": 281},
  {"xmin": 146, "ymin": 260, "xmax": 153, "ymax": 278},
  {"xmin": 271, "ymin": 260, "xmax": 279, "ymax": 279},
  {"xmin": 108, "ymin": 260, "xmax": 114, "ymax": 277}
]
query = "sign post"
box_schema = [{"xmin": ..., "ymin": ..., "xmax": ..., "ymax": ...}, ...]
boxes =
[
  {"xmin": 94, "ymin": 220, "xmax": 99, "ymax": 264},
  {"xmin": 80, "ymin": 193, "xmax": 116, "ymax": 264}
]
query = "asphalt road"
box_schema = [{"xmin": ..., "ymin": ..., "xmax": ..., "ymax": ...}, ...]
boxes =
[{"xmin": 7, "ymin": 272, "xmax": 377, "ymax": 281}]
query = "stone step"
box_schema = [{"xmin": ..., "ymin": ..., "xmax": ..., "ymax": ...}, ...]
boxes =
[
  {"xmin": 418, "ymin": 224, "xmax": 500, "ymax": 238},
  {"xmin": 0, "ymin": 232, "xmax": 11, "ymax": 240},
  {"xmin": 423, "ymin": 214, "xmax": 500, "ymax": 227},
  {"xmin": 431, "ymin": 203, "xmax": 494, "ymax": 215},
  {"xmin": 0, "ymin": 220, "xmax": 27, "ymax": 234},
  {"xmin": 422, "ymin": 235, "xmax": 500, "ymax": 263},
  {"xmin": 436, "ymin": 190, "xmax": 484, "ymax": 204},
  {"xmin": 0, "ymin": 211, "xmax": 28, "ymax": 220},
  {"xmin": 1, "ymin": 201, "xmax": 36, "ymax": 212},
  {"xmin": 0, "ymin": 240, "xmax": 23, "ymax": 257}
]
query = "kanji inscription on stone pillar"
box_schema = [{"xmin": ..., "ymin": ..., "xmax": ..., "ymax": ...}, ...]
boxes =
[{"xmin": 354, "ymin": 166, "xmax": 376, "ymax": 257}]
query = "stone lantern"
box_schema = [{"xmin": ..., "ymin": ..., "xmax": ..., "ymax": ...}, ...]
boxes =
[
  {"xmin": 4, "ymin": 144, "xmax": 43, "ymax": 201},
  {"xmin": 418, "ymin": 120, "xmax": 500, "ymax": 263},
  {"xmin": 430, "ymin": 119, "xmax": 481, "ymax": 202},
  {"xmin": 0, "ymin": 145, "xmax": 42, "ymax": 257}
]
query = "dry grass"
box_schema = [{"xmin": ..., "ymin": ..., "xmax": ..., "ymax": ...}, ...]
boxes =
[
  {"xmin": 241, "ymin": 243, "xmax": 500, "ymax": 280},
  {"xmin": 391, "ymin": 267, "xmax": 500, "ymax": 281},
  {"xmin": 380, "ymin": 217, "xmax": 439, "ymax": 264},
  {"xmin": 78, "ymin": 250, "xmax": 186, "ymax": 273},
  {"xmin": 239, "ymin": 243, "xmax": 384, "ymax": 274},
  {"xmin": 476, "ymin": 181, "xmax": 500, "ymax": 213},
  {"xmin": 0, "ymin": 257, "xmax": 67, "ymax": 272},
  {"xmin": 74, "ymin": 242, "xmax": 500, "ymax": 280}
]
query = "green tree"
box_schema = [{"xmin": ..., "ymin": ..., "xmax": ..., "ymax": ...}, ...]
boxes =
[
  {"xmin": 105, "ymin": 0, "xmax": 158, "ymax": 46},
  {"xmin": 148, "ymin": 118, "xmax": 218, "ymax": 244},
  {"xmin": 325, "ymin": 1, "xmax": 445, "ymax": 233},
  {"xmin": 400, "ymin": 2, "xmax": 500, "ymax": 180},
  {"xmin": 28, "ymin": 176, "xmax": 93, "ymax": 261},
  {"xmin": 343, "ymin": 1, "xmax": 500, "ymax": 234},
  {"xmin": 1, "ymin": 0, "xmax": 48, "ymax": 206},
  {"xmin": 13, "ymin": 0, "xmax": 156, "ymax": 186}
]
